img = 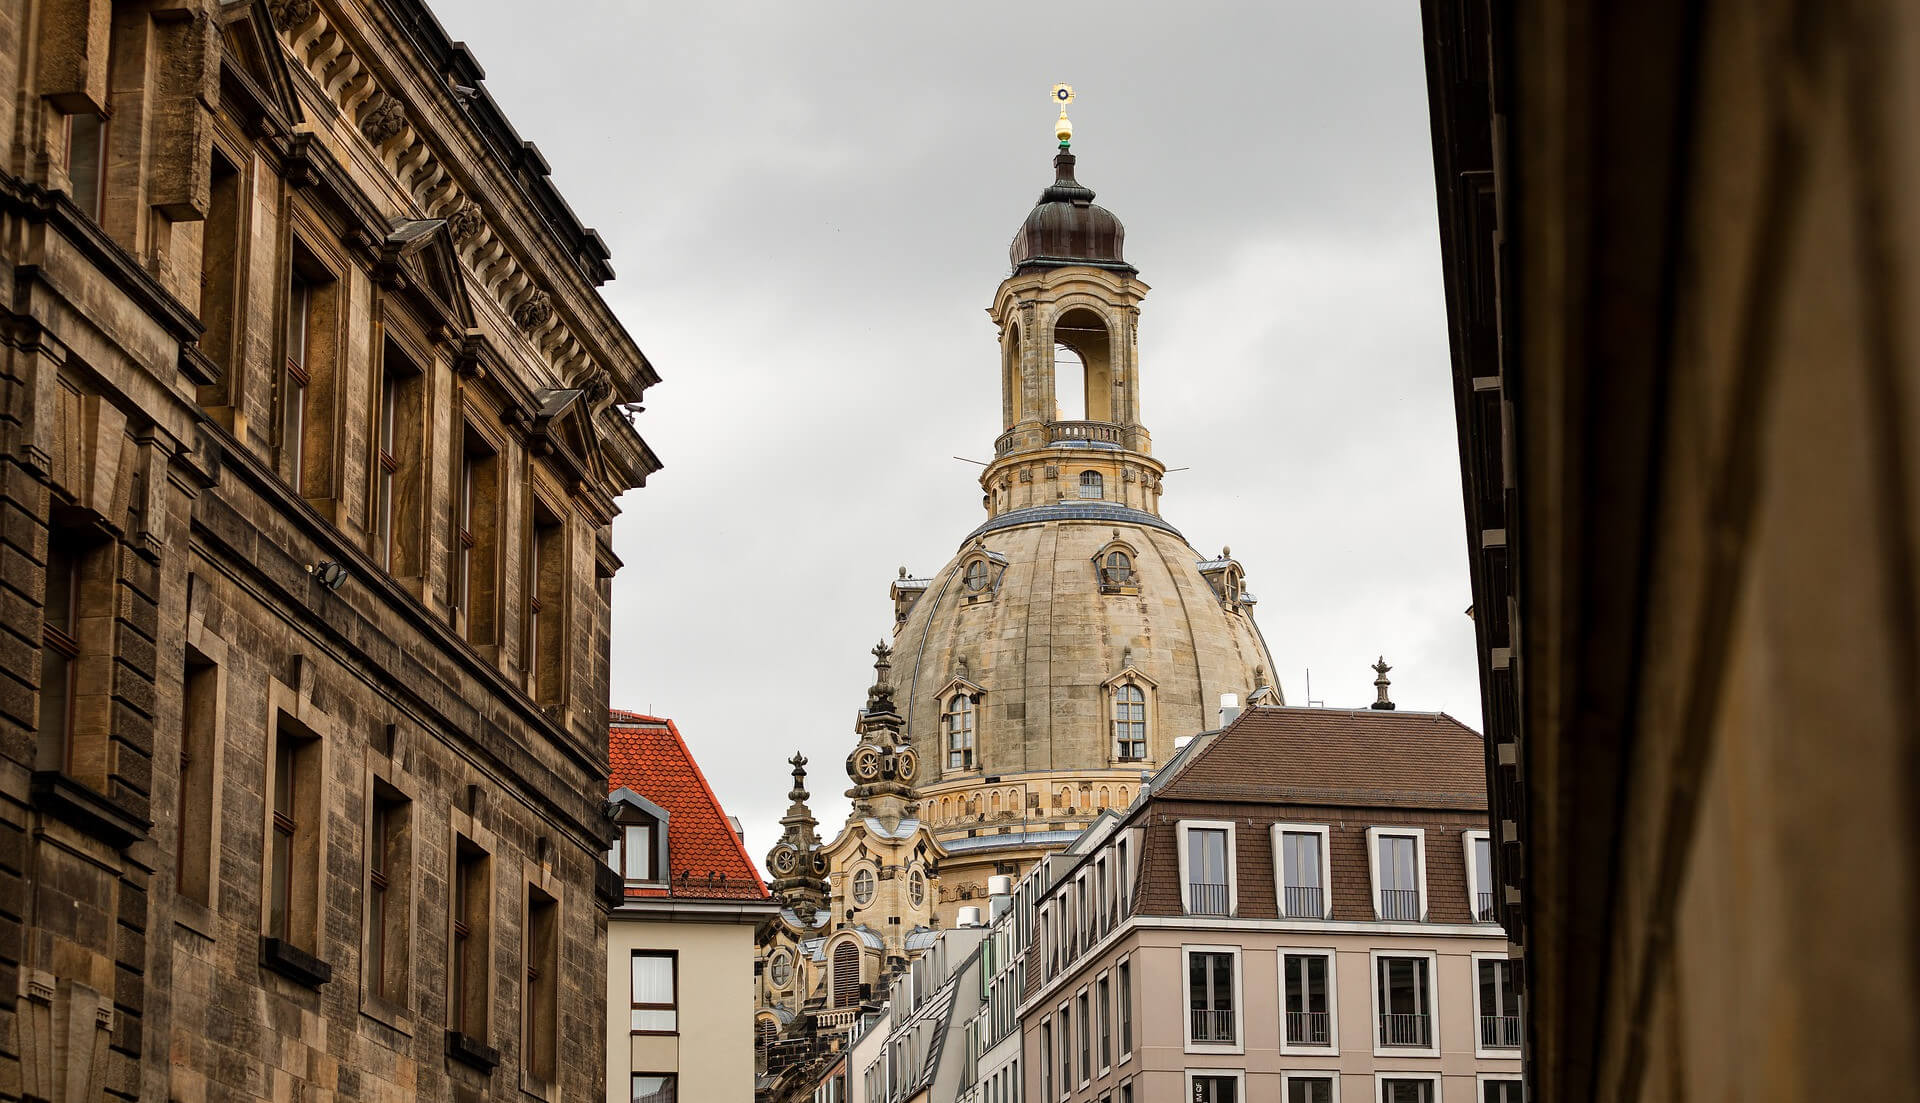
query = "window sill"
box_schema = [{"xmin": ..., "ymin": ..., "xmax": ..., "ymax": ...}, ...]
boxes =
[
  {"xmin": 171, "ymin": 896, "xmax": 217, "ymax": 941},
  {"xmin": 446, "ymin": 1028, "xmax": 499, "ymax": 1073},
  {"xmin": 30, "ymin": 770, "xmax": 149, "ymax": 849},
  {"xmin": 259, "ymin": 936, "xmax": 332, "ymax": 988},
  {"xmin": 360, "ymin": 990, "xmax": 414, "ymax": 1036},
  {"xmin": 630, "ymin": 1029, "xmax": 680, "ymax": 1037}
]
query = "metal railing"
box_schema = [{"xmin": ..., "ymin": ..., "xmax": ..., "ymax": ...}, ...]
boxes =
[
  {"xmin": 1480, "ymin": 1014, "xmax": 1521, "ymax": 1048},
  {"xmin": 1190, "ymin": 1008, "xmax": 1235, "ymax": 1043},
  {"xmin": 1475, "ymin": 892, "xmax": 1496, "ymax": 922},
  {"xmin": 1283, "ymin": 885, "xmax": 1324, "ymax": 918},
  {"xmin": 1050, "ymin": 420, "xmax": 1125, "ymax": 445},
  {"xmin": 1379, "ymin": 1012, "xmax": 1432, "ymax": 1047},
  {"xmin": 1285, "ymin": 1010, "xmax": 1330, "ymax": 1045},
  {"xmin": 1188, "ymin": 881, "xmax": 1230, "ymax": 916},
  {"xmin": 1379, "ymin": 888, "xmax": 1421, "ymax": 920}
]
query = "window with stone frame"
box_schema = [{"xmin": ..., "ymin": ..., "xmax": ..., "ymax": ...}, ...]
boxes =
[
  {"xmin": 1078, "ymin": 470, "xmax": 1104, "ymax": 499},
  {"xmin": 62, "ymin": 110, "xmax": 108, "ymax": 222},
  {"xmin": 198, "ymin": 148, "xmax": 244, "ymax": 381},
  {"xmin": 524, "ymin": 886, "xmax": 559, "ymax": 1081},
  {"xmin": 1111, "ymin": 683, "xmax": 1146, "ymax": 760},
  {"xmin": 366, "ymin": 781, "xmax": 412, "ymax": 1005},
  {"xmin": 449, "ymin": 836, "xmax": 491, "ymax": 1041},
  {"xmin": 453, "ymin": 421, "xmax": 502, "ymax": 645},
  {"xmin": 176, "ymin": 647, "xmax": 219, "ymax": 906},
  {"xmin": 373, "ymin": 337, "xmax": 426, "ymax": 575},
  {"xmin": 37, "ymin": 525, "xmax": 99, "ymax": 775},
  {"xmin": 528, "ymin": 495, "xmax": 567, "ymax": 705},
  {"xmin": 267, "ymin": 714, "xmax": 323, "ymax": 955},
  {"xmin": 944, "ymin": 693, "xmax": 976, "ymax": 770}
]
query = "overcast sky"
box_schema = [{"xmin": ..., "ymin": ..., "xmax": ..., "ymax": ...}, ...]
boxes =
[{"xmin": 448, "ymin": 0, "xmax": 1478, "ymax": 872}]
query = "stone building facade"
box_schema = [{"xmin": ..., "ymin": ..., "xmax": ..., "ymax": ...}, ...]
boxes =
[{"xmin": 0, "ymin": 0, "xmax": 657, "ymax": 1099}]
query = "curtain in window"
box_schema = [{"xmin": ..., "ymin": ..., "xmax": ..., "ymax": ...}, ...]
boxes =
[{"xmin": 631, "ymin": 954, "xmax": 676, "ymax": 1031}]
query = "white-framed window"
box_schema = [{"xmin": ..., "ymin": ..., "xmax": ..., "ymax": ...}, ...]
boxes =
[
  {"xmin": 1369, "ymin": 949, "xmax": 1440, "ymax": 1057},
  {"xmin": 1111, "ymin": 683, "xmax": 1147, "ymax": 759},
  {"xmin": 1477, "ymin": 1074, "xmax": 1524, "ymax": 1103},
  {"xmin": 1096, "ymin": 968, "xmax": 1112, "ymax": 1074},
  {"xmin": 1365, "ymin": 827, "xmax": 1427, "ymax": 921},
  {"xmin": 1272, "ymin": 823, "xmax": 1332, "ymax": 918},
  {"xmin": 1057, "ymin": 1000, "xmax": 1072, "ymax": 1100},
  {"xmin": 1039, "ymin": 1016, "xmax": 1053, "ymax": 1101},
  {"xmin": 1278, "ymin": 948, "xmax": 1338, "ymax": 1054},
  {"xmin": 1187, "ymin": 1068, "xmax": 1246, "ymax": 1103},
  {"xmin": 945, "ymin": 694, "xmax": 977, "ymax": 771},
  {"xmin": 1176, "ymin": 820, "xmax": 1237, "ymax": 917},
  {"xmin": 1117, "ymin": 835, "xmax": 1133, "ymax": 919},
  {"xmin": 1076, "ymin": 985, "xmax": 1091, "ymax": 1086},
  {"xmin": 1181, "ymin": 944, "xmax": 1244, "ymax": 1055},
  {"xmin": 1464, "ymin": 829, "xmax": 1496, "ymax": 922},
  {"xmin": 1472, "ymin": 951, "xmax": 1523, "ymax": 1056},
  {"xmin": 1117, "ymin": 954, "xmax": 1134, "ymax": 1062},
  {"xmin": 1283, "ymin": 1071, "xmax": 1340, "ymax": 1103},
  {"xmin": 1375, "ymin": 1074, "xmax": 1441, "ymax": 1103},
  {"xmin": 1079, "ymin": 470, "xmax": 1104, "ymax": 499}
]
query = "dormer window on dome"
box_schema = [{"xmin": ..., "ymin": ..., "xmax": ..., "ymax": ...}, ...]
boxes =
[
  {"xmin": 1094, "ymin": 534, "xmax": 1141, "ymax": 595},
  {"xmin": 956, "ymin": 545, "xmax": 1008, "ymax": 606},
  {"xmin": 1198, "ymin": 550, "xmax": 1248, "ymax": 615},
  {"xmin": 891, "ymin": 568, "xmax": 930, "ymax": 628}
]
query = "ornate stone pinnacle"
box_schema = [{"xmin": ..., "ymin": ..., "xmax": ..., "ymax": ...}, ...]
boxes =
[
  {"xmin": 1371, "ymin": 656, "xmax": 1396, "ymax": 711},
  {"xmin": 788, "ymin": 752, "xmax": 809, "ymax": 802}
]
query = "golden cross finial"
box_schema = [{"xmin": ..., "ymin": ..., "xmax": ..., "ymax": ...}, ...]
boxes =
[{"xmin": 1052, "ymin": 83, "xmax": 1075, "ymax": 147}]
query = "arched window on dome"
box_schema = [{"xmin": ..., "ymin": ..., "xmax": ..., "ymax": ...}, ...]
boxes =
[
  {"xmin": 944, "ymin": 694, "xmax": 976, "ymax": 771},
  {"xmin": 1113, "ymin": 683, "xmax": 1147, "ymax": 761},
  {"xmin": 989, "ymin": 790, "xmax": 1002, "ymax": 817},
  {"xmin": 1079, "ymin": 470, "xmax": 1104, "ymax": 499}
]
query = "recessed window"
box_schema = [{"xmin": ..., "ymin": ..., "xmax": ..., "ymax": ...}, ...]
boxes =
[
  {"xmin": 909, "ymin": 868, "xmax": 926, "ymax": 908},
  {"xmin": 1373, "ymin": 830, "xmax": 1424, "ymax": 920},
  {"xmin": 852, "ymin": 867, "xmax": 876, "ymax": 907},
  {"xmin": 283, "ymin": 272, "xmax": 312, "ymax": 493},
  {"xmin": 528, "ymin": 499, "xmax": 566, "ymax": 705},
  {"xmin": 524, "ymin": 887, "xmax": 559, "ymax": 1078},
  {"xmin": 1277, "ymin": 827, "xmax": 1328, "ymax": 918},
  {"xmin": 1112, "ymin": 684, "xmax": 1146, "ymax": 760},
  {"xmin": 1187, "ymin": 950, "xmax": 1236, "ymax": 1046},
  {"xmin": 1101, "ymin": 549, "xmax": 1133, "ymax": 586},
  {"xmin": 769, "ymin": 949, "xmax": 793, "ymax": 988},
  {"xmin": 944, "ymin": 694, "xmax": 976, "ymax": 771},
  {"xmin": 366, "ymin": 783, "xmax": 412, "ymax": 1004},
  {"xmin": 64, "ymin": 112, "xmax": 108, "ymax": 221},
  {"xmin": 1377, "ymin": 956, "xmax": 1433, "ymax": 1049},
  {"xmin": 964, "ymin": 559, "xmax": 990, "ymax": 591},
  {"xmin": 1191, "ymin": 1073, "xmax": 1241, "ymax": 1103},
  {"xmin": 450, "ymin": 838, "xmax": 490, "ymax": 1039},
  {"xmin": 831, "ymin": 940, "xmax": 861, "ymax": 1007},
  {"xmin": 1282, "ymin": 951, "xmax": 1334, "ymax": 1048},
  {"xmin": 1076, "ymin": 989, "xmax": 1090, "ymax": 1083},
  {"xmin": 1478, "ymin": 957, "xmax": 1521, "ymax": 1050},
  {"xmin": 1118, "ymin": 959, "xmax": 1132, "ymax": 1057},
  {"xmin": 1286, "ymin": 1075, "xmax": 1335, "ymax": 1103},
  {"xmin": 1481, "ymin": 1078, "xmax": 1522, "ymax": 1103},
  {"xmin": 1079, "ymin": 470, "xmax": 1103, "ymax": 499},
  {"xmin": 1186, "ymin": 828, "xmax": 1230, "ymax": 916},
  {"xmin": 1468, "ymin": 830, "xmax": 1497, "ymax": 921},
  {"xmin": 630, "ymin": 951, "xmax": 677, "ymax": 1033},
  {"xmin": 633, "ymin": 1073, "xmax": 677, "ymax": 1102},
  {"xmin": 1097, "ymin": 973, "xmax": 1111, "ymax": 1069},
  {"xmin": 1381, "ymin": 1079, "xmax": 1437, "ymax": 1103}
]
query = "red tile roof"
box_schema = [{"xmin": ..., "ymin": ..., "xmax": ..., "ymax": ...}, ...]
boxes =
[{"xmin": 608, "ymin": 710, "xmax": 768, "ymax": 900}]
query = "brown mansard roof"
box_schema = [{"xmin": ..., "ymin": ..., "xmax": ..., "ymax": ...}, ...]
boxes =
[{"xmin": 1152, "ymin": 706, "xmax": 1488, "ymax": 810}]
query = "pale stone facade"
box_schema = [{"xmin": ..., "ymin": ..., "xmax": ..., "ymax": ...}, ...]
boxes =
[{"xmin": 0, "ymin": 0, "xmax": 658, "ymax": 1100}]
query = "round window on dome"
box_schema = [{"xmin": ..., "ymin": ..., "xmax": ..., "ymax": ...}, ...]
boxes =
[
  {"xmin": 852, "ymin": 867, "xmax": 876, "ymax": 907},
  {"xmin": 964, "ymin": 559, "xmax": 990, "ymax": 591}
]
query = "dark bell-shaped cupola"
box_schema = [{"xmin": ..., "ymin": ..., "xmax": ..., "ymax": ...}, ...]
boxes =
[{"xmin": 1009, "ymin": 150, "xmax": 1132, "ymax": 274}]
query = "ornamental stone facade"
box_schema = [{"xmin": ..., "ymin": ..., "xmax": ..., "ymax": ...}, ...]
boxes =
[{"xmin": 0, "ymin": 0, "xmax": 659, "ymax": 1100}]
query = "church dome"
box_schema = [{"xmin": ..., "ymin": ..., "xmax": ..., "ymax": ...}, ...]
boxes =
[{"xmin": 1009, "ymin": 151, "xmax": 1132, "ymax": 272}]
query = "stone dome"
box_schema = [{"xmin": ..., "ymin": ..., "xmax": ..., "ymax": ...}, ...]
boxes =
[
  {"xmin": 1008, "ymin": 151, "xmax": 1132, "ymax": 273},
  {"xmin": 891, "ymin": 505, "xmax": 1275, "ymax": 798}
]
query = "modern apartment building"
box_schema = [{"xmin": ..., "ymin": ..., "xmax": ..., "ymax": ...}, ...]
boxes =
[
  {"xmin": 859, "ymin": 925, "xmax": 990, "ymax": 1103},
  {"xmin": 957, "ymin": 875, "xmax": 1029, "ymax": 1103},
  {"xmin": 605, "ymin": 713, "xmax": 778, "ymax": 1102},
  {"xmin": 1016, "ymin": 701, "xmax": 1520, "ymax": 1103}
]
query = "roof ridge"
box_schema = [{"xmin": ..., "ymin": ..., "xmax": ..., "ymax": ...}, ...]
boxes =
[{"xmin": 624, "ymin": 713, "xmax": 768, "ymax": 899}]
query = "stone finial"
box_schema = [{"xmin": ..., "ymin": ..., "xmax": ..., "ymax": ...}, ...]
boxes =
[
  {"xmin": 899, "ymin": 566, "xmax": 908, "ymax": 579},
  {"xmin": 360, "ymin": 97, "xmax": 406, "ymax": 146},
  {"xmin": 1371, "ymin": 656, "xmax": 1397, "ymax": 711},
  {"xmin": 1221, "ymin": 546, "xmax": 1232, "ymax": 558},
  {"xmin": 867, "ymin": 640, "xmax": 896, "ymax": 712},
  {"xmin": 788, "ymin": 752, "xmax": 809, "ymax": 803}
]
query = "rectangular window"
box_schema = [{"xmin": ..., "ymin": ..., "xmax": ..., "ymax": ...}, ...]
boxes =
[
  {"xmin": 1058, "ymin": 1004, "xmax": 1071, "ymax": 1096},
  {"xmin": 1478, "ymin": 958, "xmax": 1521, "ymax": 1049},
  {"xmin": 1187, "ymin": 827, "xmax": 1229, "ymax": 915},
  {"xmin": 1481, "ymin": 1079, "xmax": 1522, "ymax": 1103},
  {"xmin": 1279, "ymin": 829, "xmax": 1325, "ymax": 918},
  {"xmin": 609, "ymin": 820, "xmax": 656, "ymax": 881},
  {"xmin": 1381, "ymin": 1080, "xmax": 1435, "ymax": 1103},
  {"xmin": 268, "ymin": 718, "xmax": 321, "ymax": 951},
  {"xmin": 366, "ymin": 784, "xmax": 411, "ymax": 1003},
  {"xmin": 529, "ymin": 500, "xmax": 565, "ymax": 704},
  {"xmin": 1376, "ymin": 956, "xmax": 1432, "ymax": 1048},
  {"xmin": 1287, "ymin": 1077, "xmax": 1334, "ymax": 1103},
  {"xmin": 1376, "ymin": 833, "xmax": 1421, "ymax": 920},
  {"xmin": 1472, "ymin": 833, "xmax": 1496, "ymax": 921},
  {"xmin": 284, "ymin": 272, "xmax": 311, "ymax": 493},
  {"xmin": 199, "ymin": 150, "xmax": 243, "ymax": 378},
  {"xmin": 632, "ymin": 1073, "xmax": 676, "ymax": 1102},
  {"xmin": 1118, "ymin": 960, "xmax": 1132, "ymax": 1056},
  {"xmin": 1039, "ymin": 1020, "xmax": 1052, "ymax": 1101},
  {"xmin": 631, "ymin": 950, "xmax": 678, "ymax": 1033},
  {"xmin": 64, "ymin": 112, "xmax": 108, "ymax": 221},
  {"xmin": 37, "ymin": 530, "xmax": 84, "ymax": 773},
  {"xmin": 450, "ymin": 838, "xmax": 490, "ymax": 1038},
  {"xmin": 1076, "ymin": 989, "xmax": 1090, "ymax": 1083},
  {"xmin": 1097, "ymin": 974, "xmax": 1111, "ymax": 1069},
  {"xmin": 1192, "ymin": 1075, "xmax": 1239, "ymax": 1103},
  {"xmin": 1187, "ymin": 950, "xmax": 1236, "ymax": 1045},
  {"xmin": 374, "ymin": 357, "xmax": 401, "ymax": 571},
  {"xmin": 176, "ymin": 650, "xmax": 218, "ymax": 905},
  {"xmin": 524, "ymin": 887, "xmax": 558, "ymax": 1080},
  {"xmin": 454, "ymin": 427, "xmax": 500, "ymax": 643},
  {"xmin": 1283, "ymin": 952, "xmax": 1333, "ymax": 1047}
]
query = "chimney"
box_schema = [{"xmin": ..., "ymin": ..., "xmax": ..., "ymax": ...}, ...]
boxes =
[
  {"xmin": 1219, "ymin": 692, "xmax": 1241, "ymax": 727},
  {"xmin": 988, "ymin": 875, "xmax": 1014, "ymax": 897}
]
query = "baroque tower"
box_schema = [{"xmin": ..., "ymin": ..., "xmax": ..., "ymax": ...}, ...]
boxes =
[{"xmin": 888, "ymin": 98, "xmax": 1281, "ymax": 917}]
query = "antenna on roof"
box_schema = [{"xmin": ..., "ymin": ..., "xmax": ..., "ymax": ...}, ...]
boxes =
[{"xmin": 1304, "ymin": 669, "xmax": 1325, "ymax": 709}]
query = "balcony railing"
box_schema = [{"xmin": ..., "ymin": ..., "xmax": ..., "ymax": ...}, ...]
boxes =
[
  {"xmin": 1050, "ymin": 420, "xmax": 1125, "ymax": 445},
  {"xmin": 1475, "ymin": 892, "xmax": 1496, "ymax": 922},
  {"xmin": 1188, "ymin": 881, "xmax": 1230, "ymax": 916},
  {"xmin": 1379, "ymin": 1012, "xmax": 1433, "ymax": 1047},
  {"xmin": 1285, "ymin": 1010, "xmax": 1330, "ymax": 1045},
  {"xmin": 816, "ymin": 1008, "xmax": 860, "ymax": 1031},
  {"xmin": 1379, "ymin": 888, "xmax": 1421, "ymax": 920},
  {"xmin": 1190, "ymin": 1008, "xmax": 1236, "ymax": 1043},
  {"xmin": 1480, "ymin": 1013, "xmax": 1522, "ymax": 1048},
  {"xmin": 1283, "ymin": 884, "xmax": 1324, "ymax": 918}
]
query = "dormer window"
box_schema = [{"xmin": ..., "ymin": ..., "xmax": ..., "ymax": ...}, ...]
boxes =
[
  {"xmin": 957, "ymin": 547, "xmax": 1006, "ymax": 605},
  {"xmin": 1101, "ymin": 551, "xmax": 1133, "ymax": 587},
  {"xmin": 1112, "ymin": 685, "xmax": 1146, "ymax": 761},
  {"xmin": 1094, "ymin": 537, "xmax": 1141, "ymax": 595},
  {"xmin": 1079, "ymin": 470, "xmax": 1104, "ymax": 499},
  {"xmin": 965, "ymin": 559, "xmax": 990, "ymax": 591},
  {"xmin": 944, "ymin": 694, "xmax": 977, "ymax": 771},
  {"xmin": 608, "ymin": 817, "xmax": 659, "ymax": 882}
]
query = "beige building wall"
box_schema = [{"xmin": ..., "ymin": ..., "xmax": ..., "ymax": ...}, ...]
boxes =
[
  {"xmin": 1023, "ymin": 926, "xmax": 1518, "ymax": 1102},
  {"xmin": 608, "ymin": 916, "xmax": 762, "ymax": 1103}
]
